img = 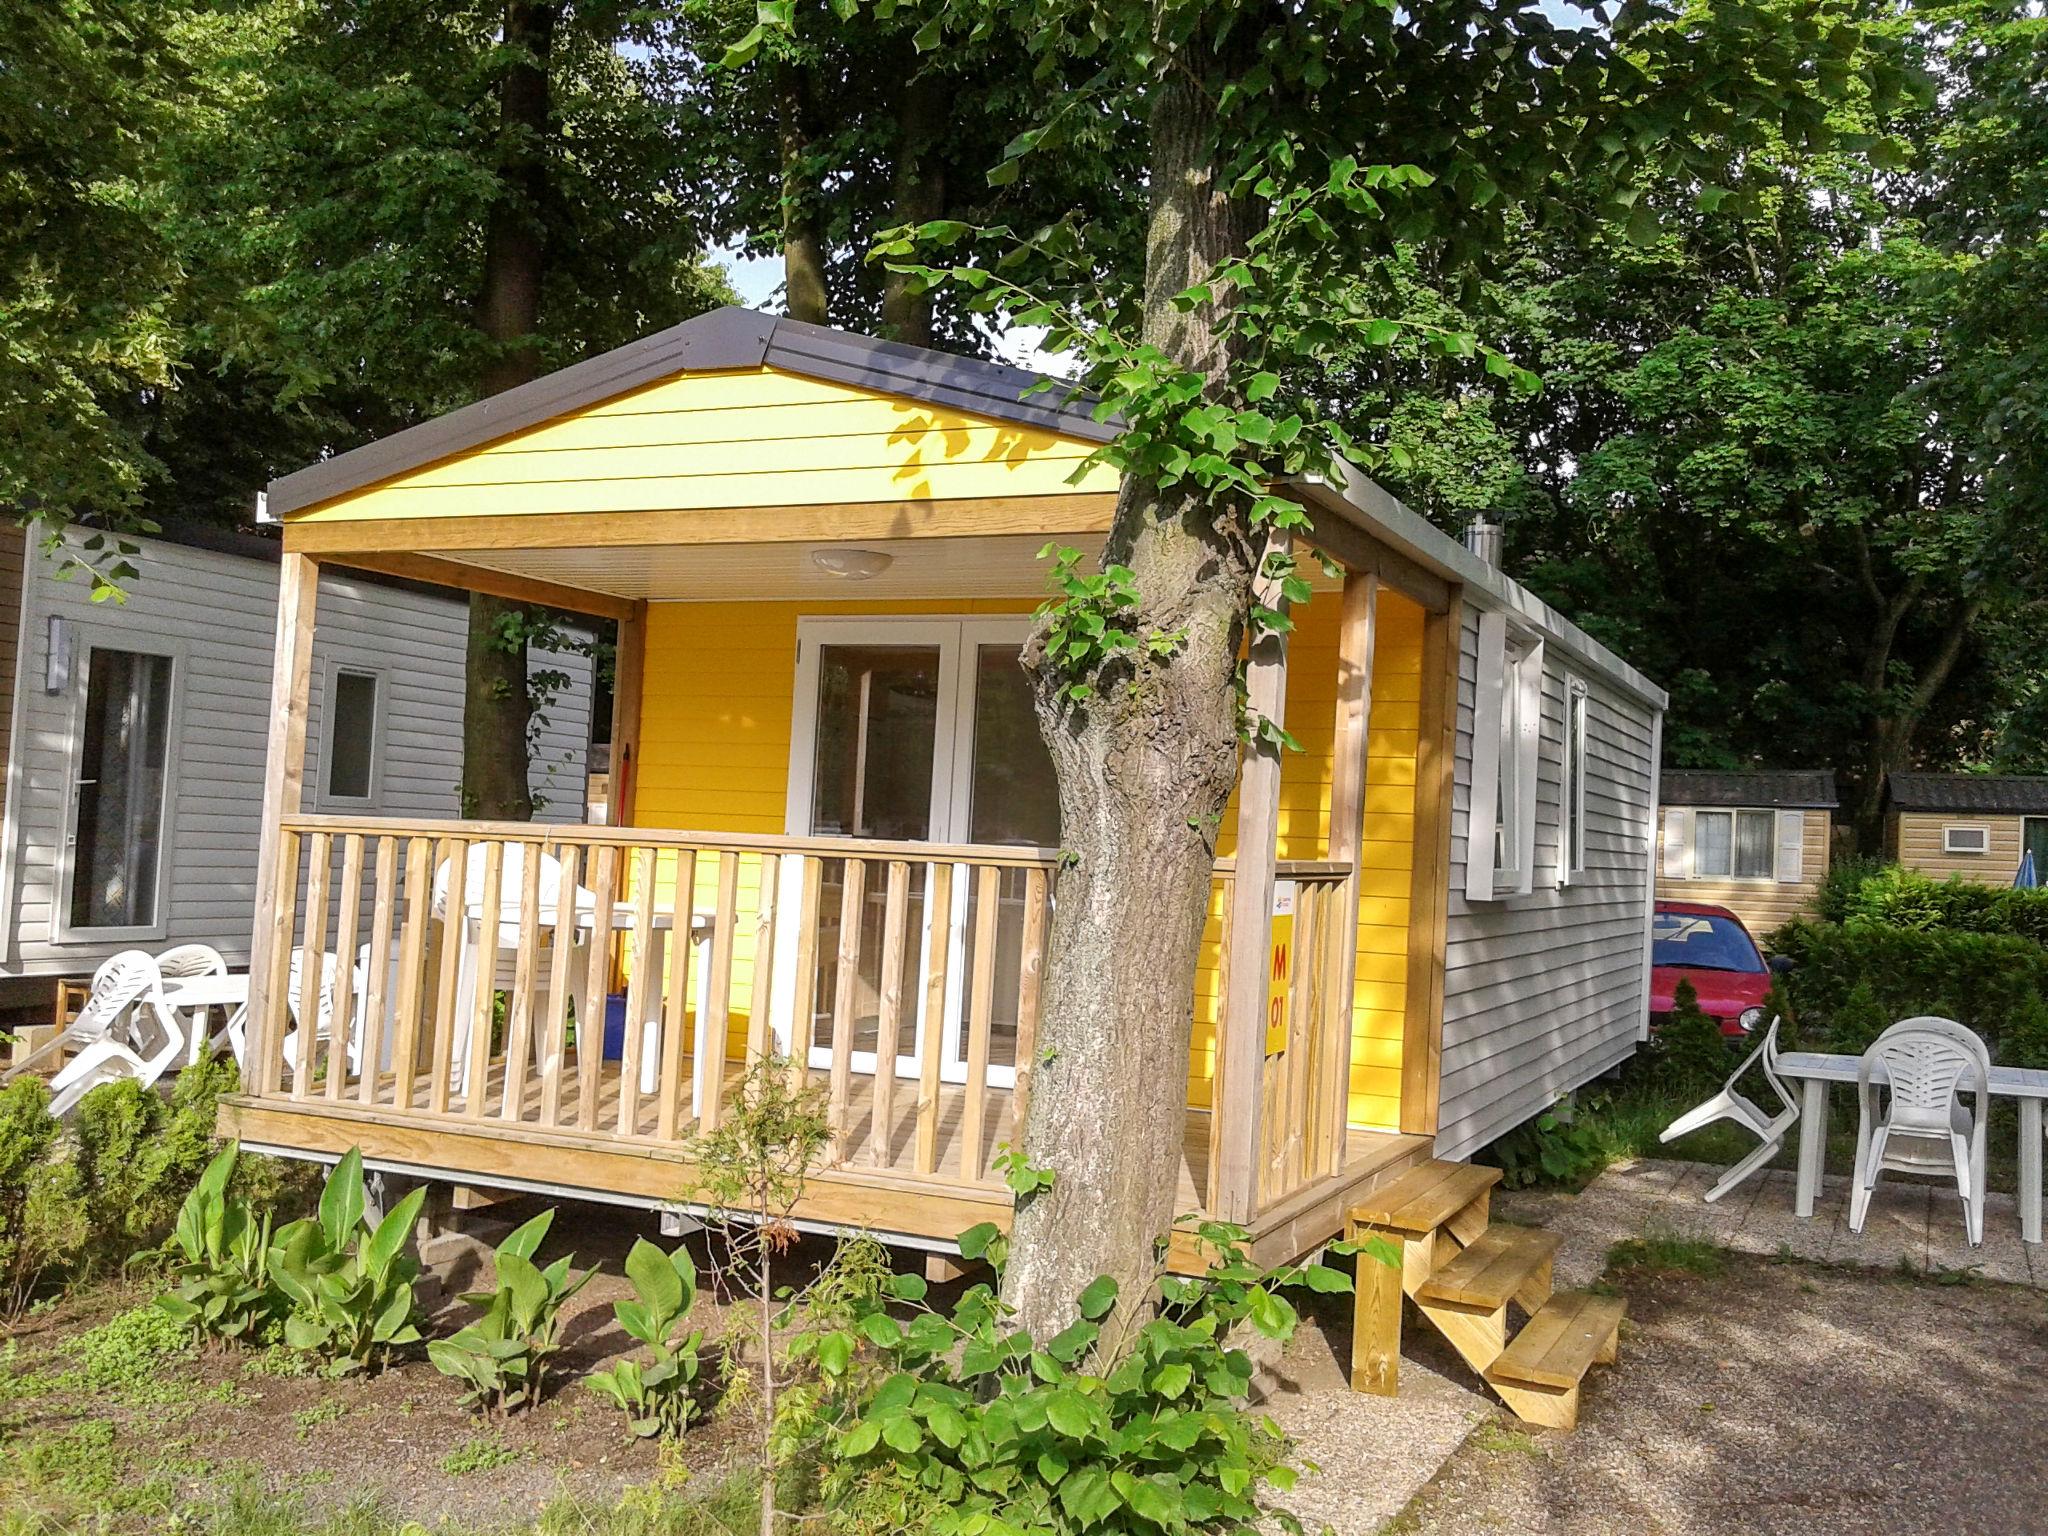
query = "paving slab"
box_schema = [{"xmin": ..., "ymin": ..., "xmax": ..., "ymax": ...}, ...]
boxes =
[{"xmin": 1498, "ymin": 1157, "xmax": 2048, "ymax": 1289}]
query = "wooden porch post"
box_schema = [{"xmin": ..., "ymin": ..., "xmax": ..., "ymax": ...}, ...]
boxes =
[
  {"xmin": 1323, "ymin": 571, "xmax": 1378, "ymax": 1166},
  {"xmin": 1213, "ymin": 543, "xmax": 1292, "ymax": 1224},
  {"xmin": 608, "ymin": 600, "xmax": 648, "ymax": 828},
  {"xmin": 246, "ymin": 552, "xmax": 319, "ymax": 1095},
  {"xmin": 1400, "ymin": 594, "xmax": 1462, "ymax": 1137}
]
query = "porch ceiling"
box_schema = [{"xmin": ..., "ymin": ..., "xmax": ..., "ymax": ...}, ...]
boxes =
[{"xmin": 432, "ymin": 534, "xmax": 1347, "ymax": 604}]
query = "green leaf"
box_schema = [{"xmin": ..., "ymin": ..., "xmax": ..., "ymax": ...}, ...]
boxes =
[
  {"xmin": 1149, "ymin": 1362, "xmax": 1192, "ymax": 1398},
  {"xmin": 1045, "ymin": 1388, "xmax": 1093, "ymax": 1439},
  {"xmin": 957, "ymin": 1223, "xmax": 1001, "ymax": 1262},
  {"xmin": 1075, "ymin": 1275, "xmax": 1117, "ymax": 1320},
  {"xmin": 839, "ymin": 1419, "xmax": 882, "ymax": 1459},
  {"xmin": 880, "ymin": 1413, "xmax": 923, "ymax": 1454}
]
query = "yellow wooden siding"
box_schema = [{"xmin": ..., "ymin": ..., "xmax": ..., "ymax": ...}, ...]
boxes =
[
  {"xmin": 1188, "ymin": 589, "xmax": 1423, "ymax": 1132},
  {"xmin": 1655, "ymin": 808, "xmax": 1830, "ymax": 940},
  {"xmin": 1895, "ymin": 811, "xmax": 2028, "ymax": 884},
  {"xmin": 292, "ymin": 367, "xmax": 1121, "ymax": 523},
  {"xmin": 634, "ymin": 589, "xmax": 1420, "ymax": 1131}
]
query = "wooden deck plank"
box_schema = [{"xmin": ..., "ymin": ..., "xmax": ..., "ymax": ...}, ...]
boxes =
[
  {"xmin": 1417, "ymin": 1226, "xmax": 1561, "ymax": 1312},
  {"xmin": 1349, "ymin": 1160, "xmax": 1500, "ymax": 1235}
]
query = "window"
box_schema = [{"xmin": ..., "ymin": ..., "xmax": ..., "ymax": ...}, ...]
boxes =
[
  {"xmin": 323, "ymin": 668, "xmax": 382, "ymax": 803},
  {"xmin": 1944, "ymin": 824, "xmax": 1991, "ymax": 855},
  {"xmin": 1650, "ymin": 909, "xmax": 1765, "ymax": 974},
  {"xmin": 1559, "ymin": 678, "xmax": 1588, "ymax": 886},
  {"xmin": 1466, "ymin": 610, "xmax": 1543, "ymax": 900},
  {"xmin": 66, "ymin": 647, "xmax": 174, "ymax": 933},
  {"xmin": 1663, "ymin": 805, "xmax": 1804, "ymax": 883}
]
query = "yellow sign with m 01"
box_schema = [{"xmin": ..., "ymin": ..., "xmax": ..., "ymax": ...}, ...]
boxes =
[{"xmin": 1265, "ymin": 880, "xmax": 1295, "ymax": 1056}]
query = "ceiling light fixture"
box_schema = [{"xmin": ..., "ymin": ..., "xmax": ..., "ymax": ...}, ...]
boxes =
[{"xmin": 810, "ymin": 547, "xmax": 894, "ymax": 580}]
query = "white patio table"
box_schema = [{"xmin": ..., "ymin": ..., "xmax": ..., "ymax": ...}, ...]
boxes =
[
  {"xmin": 161, "ymin": 972, "xmax": 251, "ymax": 1066},
  {"xmin": 1777, "ymin": 1049, "xmax": 2048, "ymax": 1243}
]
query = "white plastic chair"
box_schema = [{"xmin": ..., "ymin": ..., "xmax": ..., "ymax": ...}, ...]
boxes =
[
  {"xmin": 433, "ymin": 845, "xmax": 597, "ymax": 1096},
  {"xmin": 45, "ymin": 952, "xmax": 186, "ymax": 1116},
  {"xmin": 1850, "ymin": 1016, "xmax": 1991, "ymax": 1245},
  {"xmin": 3, "ymin": 950, "xmax": 166, "ymax": 1086},
  {"xmin": 155, "ymin": 944, "xmax": 228, "ymax": 980},
  {"xmin": 1660, "ymin": 1017, "xmax": 1799, "ymax": 1202},
  {"xmin": 279, "ymin": 947, "xmax": 360, "ymax": 1078}
]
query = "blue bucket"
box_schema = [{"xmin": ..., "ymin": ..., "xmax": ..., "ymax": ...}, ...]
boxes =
[{"xmin": 601, "ymin": 994, "xmax": 628, "ymax": 1060}]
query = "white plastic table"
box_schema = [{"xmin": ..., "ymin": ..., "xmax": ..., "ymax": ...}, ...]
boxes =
[
  {"xmin": 1777, "ymin": 1050, "xmax": 2048, "ymax": 1243},
  {"xmin": 162, "ymin": 973, "xmax": 251, "ymax": 1065}
]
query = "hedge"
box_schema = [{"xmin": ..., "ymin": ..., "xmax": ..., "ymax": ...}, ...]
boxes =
[
  {"xmin": 1773, "ymin": 918, "xmax": 2048, "ymax": 1065},
  {"xmin": 1810, "ymin": 861, "xmax": 2048, "ymax": 946}
]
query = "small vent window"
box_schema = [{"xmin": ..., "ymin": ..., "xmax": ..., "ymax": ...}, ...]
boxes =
[{"xmin": 1943, "ymin": 824, "xmax": 1991, "ymax": 855}]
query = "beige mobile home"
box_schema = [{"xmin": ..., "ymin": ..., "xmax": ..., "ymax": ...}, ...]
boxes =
[
  {"xmin": 1888, "ymin": 773, "xmax": 2048, "ymax": 884},
  {"xmin": 1656, "ymin": 770, "xmax": 1835, "ymax": 938}
]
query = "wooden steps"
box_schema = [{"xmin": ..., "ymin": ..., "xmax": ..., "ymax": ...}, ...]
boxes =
[
  {"xmin": 1416, "ymin": 1224, "xmax": 1560, "ymax": 1312},
  {"xmin": 1346, "ymin": 1156, "xmax": 1622, "ymax": 1431},
  {"xmin": 1485, "ymin": 1290, "xmax": 1625, "ymax": 1430}
]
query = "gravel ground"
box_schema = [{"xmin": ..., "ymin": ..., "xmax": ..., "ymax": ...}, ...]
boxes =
[{"xmin": 1383, "ymin": 1251, "xmax": 2048, "ymax": 1536}]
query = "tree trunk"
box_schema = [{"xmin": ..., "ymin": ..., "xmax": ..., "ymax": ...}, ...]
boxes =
[
  {"xmin": 464, "ymin": 0, "xmax": 558, "ymax": 820},
  {"xmin": 775, "ymin": 60, "xmax": 828, "ymax": 325},
  {"xmin": 1849, "ymin": 597, "xmax": 1984, "ymax": 849},
  {"xmin": 880, "ymin": 59, "xmax": 945, "ymax": 347},
  {"xmin": 1002, "ymin": 45, "xmax": 1260, "ymax": 1342}
]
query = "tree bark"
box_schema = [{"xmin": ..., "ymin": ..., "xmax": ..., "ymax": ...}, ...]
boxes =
[
  {"xmin": 1002, "ymin": 43, "xmax": 1260, "ymax": 1342},
  {"xmin": 464, "ymin": 0, "xmax": 559, "ymax": 820},
  {"xmin": 1850, "ymin": 596, "xmax": 1984, "ymax": 848},
  {"xmin": 880, "ymin": 59, "xmax": 945, "ymax": 347},
  {"xmin": 775, "ymin": 59, "xmax": 828, "ymax": 325}
]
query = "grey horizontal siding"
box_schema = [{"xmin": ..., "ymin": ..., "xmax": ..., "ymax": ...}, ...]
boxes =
[
  {"xmin": 0, "ymin": 534, "xmax": 593, "ymax": 984},
  {"xmin": 1433, "ymin": 604, "xmax": 1658, "ymax": 1162}
]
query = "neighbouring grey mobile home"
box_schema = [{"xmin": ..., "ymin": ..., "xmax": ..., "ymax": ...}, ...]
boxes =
[{"xmin": 0, "ymin": 522, "xmax": 594, "ymax": 1010}]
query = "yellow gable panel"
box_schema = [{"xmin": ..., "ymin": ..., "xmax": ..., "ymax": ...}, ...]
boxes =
[{"xmin": 294, "ymin": 365, "xmax": 1121, "ymax": 523}]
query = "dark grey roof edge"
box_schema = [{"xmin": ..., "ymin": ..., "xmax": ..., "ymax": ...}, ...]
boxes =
[
  {"xmin": 1887, "ymin": 772, "xmax": 2048, "ymax": 814},
  {"xmin": 266, "ymin": 307, "xmax": 1114, "ymax": 516},
  {"xmin": 1660, "ymin": 769, "xmax": 1839, "ymax": 810}
]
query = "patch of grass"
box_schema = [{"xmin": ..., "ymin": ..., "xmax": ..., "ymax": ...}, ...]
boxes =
[
  {"xmin": 293, "ymin": 1399, "xmax": 349, "ymax": 1437},
  {"xmin": 64, "ymin": 1304, "xmax": 194, "ymax": 1403},
  {"xmin": 1468, "ymin": 1418, "xmax": 1545, "ymax": 1457},
  {"xmin": 440, "ymin": 1435, "xmax": 523, "ymax": 1476},
  {"xmin": 1606, "ymin": 1232, "xmax": 1726, "ymax": 1278},
  {"xmin": 242, "ymin": 1344, "xmax": 312, "ymax": 1379}
]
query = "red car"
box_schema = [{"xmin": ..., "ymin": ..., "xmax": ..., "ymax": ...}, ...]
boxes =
[{"xmin": 1650, "ymin": 900, "xmax": 1776, "ymax": 1039}]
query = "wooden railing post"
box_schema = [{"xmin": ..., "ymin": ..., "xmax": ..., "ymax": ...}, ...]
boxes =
[
  {"xmin": 247, "ymin": 553, "xmax": 319, "ymax": 1096},
  {"xmin": 1215, "ymin": 538, "xmax": 1292, "ymax": 1224}
]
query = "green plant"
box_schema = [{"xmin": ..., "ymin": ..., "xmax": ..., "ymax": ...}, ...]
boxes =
[
  {"xmin": 70, "ymin": 1058, "xmax": 240, "ymax": 1270},
  {"xmin": 584, "ymin": 1237, "xmax": 704, "ymax": 1438},
  {"xmin": 811, "ymin": 1220, "xmax": 1363, "ymax": 1536},
  {"xmin": 0, "ymin": 1076, "xmax": 84, "ymax": 1317},
  {"xmin": 440, "ymin": 1434, "xmax": 523, "ymax": 1476},
  {"xmin": 1607, "ymin": 1232, "xmax": 1726, "ymax": 1278},
  {"xmin": 428, "ymin": 1208, "xmax": 595, "ymax": 1413},
  {"xmin": 268, "ymin": 1149, "xmax": 425, "ymax": 1374},
  {"xmin": 156, "ymin": 1141, "xmax": 281, "ymax": 1346},
  {"xmin": 1773, "ymin": 918, "xmax": 2048, "ymax": 1053},
  {"xmin": 66, "ymin": 1303, "xmax": 193, "ymax": 1398},
  {"xmin": 683, "ymin": 1056, "xmax": 832, "ymax": 1536},
  {"xmin": 1651, "ymin": 980, "xmax": 1730, "ymax": 1101},
  {"xmin": 1486, "ymin": 1095, "xmax": 1610, "ymax": 1190}
]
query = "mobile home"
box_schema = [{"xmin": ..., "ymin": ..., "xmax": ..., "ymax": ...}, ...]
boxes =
[
  {"xmin": 1657, "ymin": 769, "xmax": 1835, "ymax": 937},
  {"xmin": 220, "ymin": 310, "xmax": 1666, "ymax": 1418},
  {"xmin": 1888, "ymin": 772, "xmax": 2048, "ymax": 884}
]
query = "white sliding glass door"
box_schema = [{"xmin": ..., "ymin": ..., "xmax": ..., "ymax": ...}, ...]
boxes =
[{"xmin": 784, "ymin": 617, "xmax": 1057, "ymax": 1088}]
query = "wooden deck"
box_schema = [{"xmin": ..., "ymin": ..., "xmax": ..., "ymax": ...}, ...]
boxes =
[{"xmin": 220, "ymin": 1062, "xmax": 1429, "ymax": 1271}]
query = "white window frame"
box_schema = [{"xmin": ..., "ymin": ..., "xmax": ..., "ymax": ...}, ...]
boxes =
[
  {"xmin": 779, "ymin": 615, "xmax": 1041, "ymax": 1092},
  {"xmin": 316, "ymin": 662, "xmax": 386, "ymax": 810},
  {"xmin": 1466, "ymin": 609, "xmax": 1543, "ymax": 901},
  {"xmin": 1661, "ymin": 804, "xmax": 1806, "ymax": 884},
  {"xmin": 1943, "ymin": 823, "xmax": 1991, "ymax": 855},
  {"xmin": 55, "ymin": 638, "xmax": 182, "ymax": 945},
  {"xmin": 1558, "ymin": 676, "xmax": 1588, "ymax": 887}
]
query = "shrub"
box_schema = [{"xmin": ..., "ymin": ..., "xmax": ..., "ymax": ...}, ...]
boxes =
[
  {"xmin": 0, "ymin": 1077, "xmax": 84, "ymax": 1316},
  {"xmin": 1650, "ymin": 980, "xmax": 1729, "ymax": 1101},
  {"xmin": 269, "ymin": 1148, "xmax": 425, "ymax": 1374},
  {"xmin": 428, "ymin": 1208, "xmax": 595, "ymax": 1413},
  {"xmin": 156, "ymin": 1142, "xmax": 281, "ymax": 1347},
  {"xmin": 1807, "ymin": 861, "xmax": 2048, "ymax": 946},
  {"xmin": 812, "ymin": 1221, "xmax": 1364, "ymax": 1536},
  {"xmin": 1487, "ymin": 1096, "xmax": 1610, "ymax": 1190},
  {"xmin": 72, "ymin": 1058, "xmax": 239, "ymax": 1267},
  {"xmin": 1773, "ymin": 918, "xmax": 2048, "ymax": 1053},
  {"xmin": 584, "ymin": 1237, "xmax": 704, "ymax": 1438}
]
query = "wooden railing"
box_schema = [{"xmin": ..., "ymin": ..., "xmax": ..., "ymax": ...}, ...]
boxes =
[
  {"xmin": 253, "ymin": 817, "xmax": 1056, "ymax": 1194},
  {"xmin": 251, "ymin": 816, "xmax": 1358, "ymax": 1217}
]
